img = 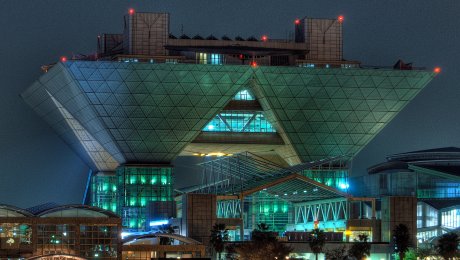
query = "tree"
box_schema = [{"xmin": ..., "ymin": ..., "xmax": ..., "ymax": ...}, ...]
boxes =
[
  {"xmin": 325, "ymin": 245, "xmax": 347, "ymax": 260},
  {"xmin": 416, "ymin": 246, "xmax": 436, "ymax": 259},
  {"xmin": 210, "ymin": 223, "xmax": 229, "ymax": 260},
  {"xmin": 251, "ymin": 223, "xmax": 276, "ymax": 244},
  {"xmin": 235, "ymin": 223, "xmax": 292, "ymax": 260},
  {"xmin": 348, "ymin": 234, "xmax": 371, "ymax": 260},
  {"xmin": 436, "ymin": 232, "xmax": 460, "ymax": 259},
  {"xmin": 308, "ymin": 228, "xmax": 326, "ymax": 260},
  {"xmin": 393, "ymin": 224, "xmax": 411, "ymax": 260}
]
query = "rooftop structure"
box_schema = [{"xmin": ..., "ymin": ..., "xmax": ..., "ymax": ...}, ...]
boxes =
[{"xmin": 22, "ymin": 10, "xmax": 437, "ymax": 234}]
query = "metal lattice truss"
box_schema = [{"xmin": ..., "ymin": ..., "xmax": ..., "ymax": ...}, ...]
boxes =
[
  {"xmin": 23, "ymin": 61, "xmax": 434, "ymax": 171},
  {"xmin": 194, "ymin": 152, "xmax": 350, "ymax": 203},
  {"xmin": 294, "ymin": 198, "xmax": 348, "ymax": 224},
  {"xmin": 217, "ymin": 199, "xmax": 241, "ymax": 218}
]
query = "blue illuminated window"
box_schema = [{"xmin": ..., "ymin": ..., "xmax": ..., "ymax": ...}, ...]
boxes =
[
  {"xmin": 196, "ymin": 53, "xmax": 223, "ymax": 65},
  {"xmin": 233, "ymin": 89, "xmax": 255, "ymax": 100},
  {"xmin": 203, "ymin": 111, "xmax": 276, "ymax": 133}
]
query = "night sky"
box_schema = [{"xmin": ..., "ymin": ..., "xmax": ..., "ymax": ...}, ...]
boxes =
[{"xmin": 1, "ymin": 0, "xmax": 459, "ymax": 208}]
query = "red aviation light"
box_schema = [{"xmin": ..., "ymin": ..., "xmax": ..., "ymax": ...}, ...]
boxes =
[
  {"xmin": 250, "ymin": 61, "xmax": 258, "ymax": 67},
  {"xmin": 261, "ymin": 35, "xmax": 268, "ymax": 42},
  {"xmin": 239, "ymin": 54, "xmax": 244, "ymax": 60},
  {"xmin": 338, "ymin": 15, "xmax": 344, "ymax": 23},
  {"xmin": 60, "ymin": 56, "xmax": 67, "ymax": 63},
  {"xmin": 434, "ymin": 67, "xmax": 441, "ymax": 74},
  {"xmin": 128, "ymin": 8, "xmax": 135, "ymax": 15},
  {"xmin": 295, "ymin": 19, "xmax": 301, "ymax": 25}
]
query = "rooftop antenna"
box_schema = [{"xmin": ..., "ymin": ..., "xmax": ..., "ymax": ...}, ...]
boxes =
[{"xmin": 181, "ymin": 24, "xmax": 184, "ymax": 35}]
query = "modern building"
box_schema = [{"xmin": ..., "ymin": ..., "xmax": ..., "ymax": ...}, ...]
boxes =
[
  {"xmin": 363, "ymin": 147, "xmax": 460, "ymax": 246},
  {"xmin": 0, "ymin": 204, "xmax": 121, "ymax": 260},
  {"xmin": 0, "ymin": 204, "xmax": 208, "ymax": 259},
  {"xmin": 21, "ymin": 9, "xmax": 439, "ymax": 258}
]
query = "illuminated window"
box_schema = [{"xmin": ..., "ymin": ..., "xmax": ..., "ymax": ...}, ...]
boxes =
[
  {"xmin": 203, "ymin": 111, "xmax": 276, "ymax": 133},
  {"xmin": 299, "ymin": 63, "xmax": 315, "ymax": 68},
  {"xmin": 233, "ymin": 89, "xmax": 255, "ymax": 100},
  {"xmin": 196, "ymin": 53, "xmax": 223, "ymax": 65}
]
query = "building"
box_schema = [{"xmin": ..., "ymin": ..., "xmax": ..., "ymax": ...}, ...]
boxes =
[
  {"xmin": 21, "ymin": 10, "xmax": 439, "ymax": 258},
  {"xmin": 0, "ymin": 204, "xmax": 121, "ymax": 260},
  {"xmin": 363, "ymin": 147, "xmax": 460, "ymax": 246}
]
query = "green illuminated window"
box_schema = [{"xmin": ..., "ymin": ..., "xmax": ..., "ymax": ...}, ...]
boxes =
[
  {"xmin": 302, "ymin": 169, "xmax": 349, "ymax": 190},
  {"xmin": 116, "ymin": 166, "xmax": 174, "ymax": 231}
]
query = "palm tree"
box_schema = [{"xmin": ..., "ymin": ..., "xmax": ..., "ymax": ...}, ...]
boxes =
[
  {"xmin": 251, "ymin": 223, "xmax": 276, "ymax": 243},
  {"xmin": 436, "ymin": 232, "xmax": 460, "ymax": 259},
  {"xmin": 235, "ymin": 223, "xmax": 292, "ymax": 259},
  {"xmin": 308, "ymin": 228, "xmax": 326, "ymax": 260},
  {"xmin": 393, "ymin": 224, "xmax": 411, "ymax": 260},
  {"xmin": 348, "ymin": 234, "xmax": 371, "ymax": 260},
  {"xmin": 325, "ymin": 245, "xmax": 347, "ymax": 260},
  {"xmin": 210, "ymin": 223, "xmax": 229, "ymax": 260},
  {"xmin": 257, "ymin": 223, "xmax": 270, "ymax": 231}
]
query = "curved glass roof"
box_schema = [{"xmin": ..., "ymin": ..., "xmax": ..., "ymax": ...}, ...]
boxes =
[
  {"xmin": 123, "ymin": 233, "xmax": 202, "ymax": 245},
  {"xmin": 0, "ymin": 205, "xmax": 34, "ymax": 217},
  {"xmin": 37, "ymin": 205, "xmax": 119, "ymax": 218}
]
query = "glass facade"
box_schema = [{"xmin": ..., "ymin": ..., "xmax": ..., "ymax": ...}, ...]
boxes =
[
  {"xmin": 203, "ymin": 111, "xmax": 276, "ymax": 133},
  {"xmin": 80, "ymin": 225, "xmax": 119, "ymax": 259},
  {"xmin": 117, "ymin": 166, "xmax": 173, "ymax": 231},
  {"xmin": 91, "ymin": 173, "xmax": 118, "ymax": 213},
  {"xmin": 417, "ymin": 202, "xmax": 438, "ymax": 229},
  {"xmin": 233, "ymin": 89, "xmax": 255, "ymax": 101},
  {"xmin": 0, "ymin": 223, "xmax": 32, "ymax": 246},
  {"xmin": 441, "ymin": 208, "xmax": 460, "ymax": 229},
  {"xmin": 35, "ymin": 224, "xmax": 119, "ymax": 259},
  {"xmin": 36, "ymin": 224, "xmax": 77, "ymax": 256},
  {"xmin": 301, "ymin": 168, "xmax": 349, "ymax": 190},
  {"xmin": 246, "ymin": 192, "xmax": 292, "ymax": 234}
]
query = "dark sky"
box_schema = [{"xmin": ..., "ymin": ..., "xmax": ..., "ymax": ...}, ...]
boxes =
[{"xmin": 1, "ymin": 0, "xmax": 459, "ymax": 208}]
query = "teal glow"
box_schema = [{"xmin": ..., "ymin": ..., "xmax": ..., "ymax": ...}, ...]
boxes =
[
  {"xmin": 302, "ymin": 169, "xmax": 349, "ymax": 190},
  {"xmin": 129, "ymin": 176, "xmax": 136, "ymax": 184},
  {"xmin": 161, "ymin": 176, "xmax": 167, "ymax": 185},
  {"xmin": 203, "ymin": 111, "xmax": 276, "ymax": 133},
  {"xmin": 210, "ymin": 54, "xmax": 221, "ymax": 65},
  {"xmin": 233, "ymin": 89, "xmax": 254, "ymax": 101},
  {"xmin": 129, "ymin": 198, "xmax": 136, "ymax": 206}
]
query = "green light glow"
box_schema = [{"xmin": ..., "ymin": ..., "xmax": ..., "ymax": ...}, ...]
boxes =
[
  {"xmin": 130, "ymin": 198, "xmax": 136, "ymax": 206},
  {"xmin": 130, "ymin": 176, "xmax": 136, "ymax": 184},
  {"xmin": 129, "ymin": 220, "xmax": 136, "ymax": 228},
  {"xmin": 282, "ymin": 205, "xmax": 288, "ymax": 213}
]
